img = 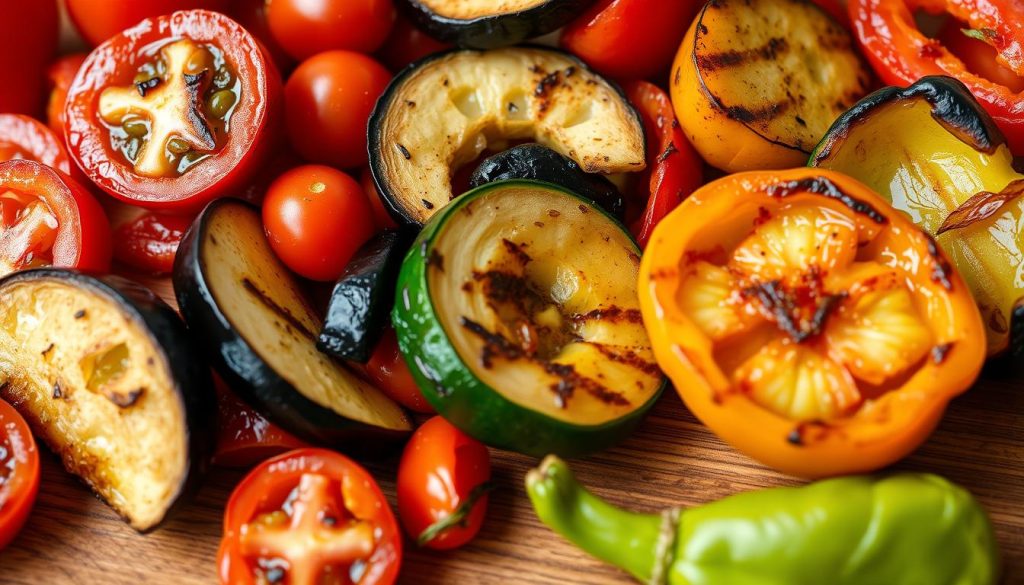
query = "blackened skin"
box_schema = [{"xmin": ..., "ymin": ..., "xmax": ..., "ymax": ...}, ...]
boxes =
[{"xmin": 470, "ymin": 144, "xmax": 625, "ymax": 218}]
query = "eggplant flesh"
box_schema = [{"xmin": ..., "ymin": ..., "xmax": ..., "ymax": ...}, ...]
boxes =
[
  {"xmin": 403, "ymin": 0, "xmax": 594, "ymax": 49},
  {"xmin": 0, "ymin": 269, "xmax": 212, "ymax": 531},
  {"xmin": 173, "ymin": 200, "xmax": 411, "ymax": 449}
]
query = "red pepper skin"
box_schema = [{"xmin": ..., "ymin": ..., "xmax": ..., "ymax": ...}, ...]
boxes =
[
  {"xmin": 624, "ymin": 81, "xmax": 703, "ymax": 249},
  {"xmin": 849, "ymin": 0, "xmax": 1024, "ymax": 153}
]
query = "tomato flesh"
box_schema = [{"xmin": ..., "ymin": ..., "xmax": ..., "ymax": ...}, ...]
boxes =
[{"xmin": 0, "ymin": 189, "xmax": 59, "ymax": 271}]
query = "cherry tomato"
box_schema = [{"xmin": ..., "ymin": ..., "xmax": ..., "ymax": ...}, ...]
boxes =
[
  {"xmin": 0, "ymin": 114, "xmax": 73, "ymax": 175},
  {"xmin": 560, "ymin": 0, "xmax": 700, "ymax": 80},
  {"xmin": 359, "ymin": 167, "xmax": 399, "ymax": 230},
  {"xmin": 64, "ymin": 0, "xmax": 231, "ymax": 46},
  {"xmin": 263, "ymin": 165, "xmax": 376, "ymax": 281},
  {"xmin": 365, "ymin": 328, "xmax": 434, "ymax": 413},
  {"xmin": 939, "ymin": 22, "xmax": 1024, "ymax": 94},
  {"xmin": 218, "ymin": 448, "xmax": 402, "ymax": 585},
  {"xmin": 285, "ymin": 51, "xmax": 391, "ymax": 169},
  {"xmin": 0, "ymin": 159, "xmax": 111, "ymax": 277},
  {"xmin": 0, "ymin": 0, "xmax": 58, "ymax": 116},
  {"xmin": 0, "ymin": 399, "xmax": 40, "ymax": 550},
  {"xmin": 212, "ymin": 376, "xmax": 308, "ymax": 469},
  {"xmin": 65, "ymin": 9, "xmax": 283, "ymax": 212},
  {"xmin": 229, "ymin": 0, "xmax": 294, "ymax": 75},
  {"xmin": 45, "ymin": 54, "xmax": 88, "ymax": 137},
  {"xmin": 267, "ymin": 0, "xmax": 396, "ymax": 61},
  {"xmin": 111, "ymin": 209, "xmax": 193, "ymax": 275},
  {"xmin": 397, "ymin": 417, "xmax": 491, "ymax": 550},
  {"xmin": 376, "ymin": 14, "xmax": 451, "ymax": 71}
]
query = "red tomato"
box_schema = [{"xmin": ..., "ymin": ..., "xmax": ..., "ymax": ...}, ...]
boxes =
[
  {"xmin": 376, "ymin": 14, "xmax": 451, "ymax": 71},
  {"xmin": 359, "ymin": 167, "xmax": 399, "ymax": 230},
  {"xmin": 0, "ymin": 160, "xmax": 111, "ymax": 276},
  {"xmin": 112, "ymin": 209, "xmax": 193, "ymax": 274},
  {"xmin": 0, "ymin": 399, "xmax": 40, "ymax": 550},
  {"xmin": 263, "ymin": 165, "xmax": 376, "ymax": 281},
  {"xmin": 939, "ymin": 22, "xmax": 1024, "ymax": 94},
  {"xmin": 397, "ymin": 417, "xmax": 491, "ymax": 550},
  {"xmin": 0, "ymin": 0, "xmax": 58, "ymax": 117},
  {"xmin": 0, "ymin": 114, "xmax": 73, "ymax": 175},
  {"xmin": 218, "ymin": 448, "xmax": 402, "ymax": 585},
  {"xmin": 65, "ymin": 10, "xmax": 283, "ymax": 212},
  {"xmin": 285, "ymin": 51, "xmax": 391, "ymax": 169},
  {"xmin": 45, "ymin": 54, "xmax": 88, "ymax": 137},
  {"xmin": 365, "ymin": 328, "xmax": 434, "ymax": 413},
  {"xmin": 267, "ymin": 0, "xmax": 396, "ymax": 61},
  {"xmin": 212, "ymin": 376, "xmax": 308, "ymax": 468},
  {"xmin": 64, "ymin": 0, "xmax": 231, "ymax": 46},
  {"xmin": 560, "ymin": 0, "xmax": 700, "ymax": 80},
  {"xmin": 229, "ymin": 0, "xmax": 294, "ymax": 75}
]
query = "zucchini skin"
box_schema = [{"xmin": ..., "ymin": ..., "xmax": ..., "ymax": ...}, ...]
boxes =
[
  {"xmin": 0, "ymin": 269, "xmax": 216, "ymax": 531},
  {"xmin": 173, "ymin": 200, "xmax": 409, "ymax": 453},
  {"xmin": 392, "ymin": 180, "xmax": 664, "ymax": 457},
  {"xmin": 400, "ymin": 0, "xmax": 594, "ymax": 49}
]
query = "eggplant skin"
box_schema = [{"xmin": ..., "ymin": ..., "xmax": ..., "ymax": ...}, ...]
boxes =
[
  {"xmin": 1013, "ymin": 299, "xmax": 1023, "ymax": 361},
  {"xmin": 400, "ymin": 0, "xmax": 594, "ymax": 49},
  {"xmin": 470, "ymin": 144, "xmax": 625, "ymax": 218},
  {"xmin": 0, "ymin": 269, "xmax": 214, "ymax": 531}
]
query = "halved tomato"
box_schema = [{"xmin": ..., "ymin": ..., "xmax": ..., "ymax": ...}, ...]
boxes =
[
  {"xmin": 0, "ymin": 114, "xmax": 73, "ymax": 175},
  {"xmin": 0, "ymin": 398, "xmax": 39, "ymax": 550}
]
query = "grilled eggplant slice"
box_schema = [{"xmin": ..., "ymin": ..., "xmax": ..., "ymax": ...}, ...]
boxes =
[
  {"xmin": 318, "ymin": 230, "xmax": 414, "ymax": 363},
  {"xmin": 470, "ymin": 143, "xmax": 625, "ymax": 217},
  {"xmin": 393, "ymin": 180, "xmax": 665, "ymax": 457},
  {"xmin": 0, "ymin": 269, "xmax": 213, "ymax": 531},
  {"xmin": 671, "ymin": 0, "xmax": 871, "ymax": 172},
  {"xmin": 400, "ymin": 0, "xmax": 593, "ymax": 49},
  {"xmin": 369, "ymin": 47, "xmax": 645, "ymax": 225},
  {"xmin": 173, "ymin": 200, "xmax": 412, "ymax": 450}
]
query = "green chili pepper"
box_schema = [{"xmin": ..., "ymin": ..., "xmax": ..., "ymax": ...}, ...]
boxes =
[{"xmin": 526, "ymin": 456, "xmax": 999, "ymax": 585}]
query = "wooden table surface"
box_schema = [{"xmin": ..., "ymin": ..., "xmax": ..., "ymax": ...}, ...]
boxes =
[{"xmin": 1, "ymin": 271, "xmax": 1022, "ymax": 585}]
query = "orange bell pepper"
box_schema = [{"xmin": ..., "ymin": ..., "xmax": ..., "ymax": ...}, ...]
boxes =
[{"xmin": 638, "ymin": 168, "xmax": 986, "ymax": 478}]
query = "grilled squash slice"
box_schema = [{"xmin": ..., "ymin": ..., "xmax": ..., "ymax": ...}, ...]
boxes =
[{"xmin": 400, "ymin": 0, "xmax": 594, "ymax": 49}]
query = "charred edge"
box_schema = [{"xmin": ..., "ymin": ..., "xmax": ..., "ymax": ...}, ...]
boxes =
[
  {"xmin": 502, "ymin": 239, "xmax": 532, "ymax": 266},
  {"xmin": 746, "ymin": 281, "xmax": 843, "ymax": 343},
  {"xmin": 589, "ymin": 343, "xmax": 662, "ymax": 377},
  {"xmin": 240, "ymin": 278, "xmax": 318, "ymax": 342},
  {"xmin": 74, "ymin": 309, "xmax": 87, "ymax": 319},
  {"xmin": 460, "ymin": 317, "xmax": 629, "ymax": 408},
  {"xmin": 1013, "ymin": 300, "xmax": 1024, "ymax": 359},
  {"xmin": 473, "ymin": 270, "xmax": 532, "ymax": 314},
  {"xmin": 427, "ymin": 249, "xmax": 444, "ymax": 272},
  {"xmin": 421, "ymin": 198, "xmax": 435, "ymax": 210},
  {"xmin": 106, "ymin": 388, "xmax": 144, "ymax": 408},
  {"xmin": 787, "ymin": 422, "xmax": 830, "ymax": 446},
  {"xmin": 765, "ymin": 178, "xmax": 888, "ymax": 224},
  {"xmin": 135, "ymin": 77, "xmax": 162, "ymax": 97},
  {"xmin": 658, "ymin": 142, "xmax": 678, "ymax": 163},
  {"xmin": 786, "ymin": 428, "xmax": 803, "ymax": 446},
  {"xmin": 398, "ymin": 144, "xmax": 412, "ymax": 160},
  {"xmin": 41, "ymin": 343, "xmax": 55, "ymax": 357},
  {"xmin": 924, "ymin": 235, "xmax": 954, "ymax": 291},
  {"xmin": 52, "ymin": 380, "xmax": 64, "ymax": 399},
  {"xmin": 696, "ymin": 38, "xmax": 789, "ymax": 71},
  {"xmin": 183, "ymin": 70, "xmax": 216, "ymax": 150},
  {"xmin": 931, "ymin": 342, "xmax": 954, "ymax": 364},
  {"xmin": 569, "ymin": 306, "xmax": 643, "ymax": 324},
  {"xmin": 724, "ymin": 101, "xmax": 791, "ymax": 124}
]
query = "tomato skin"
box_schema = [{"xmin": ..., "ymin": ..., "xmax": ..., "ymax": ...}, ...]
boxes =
[
  {"xmin": 45, "ymin": 54, "xmax": 88, "ymax": 138},
  {"xmin": 938, "ymin": 22, "xmax": 1024, "ymax": 94},
  {"xmin": 0, "ymin": 114, "xmax": 73, "ymax": 176},
  {"xmin": 397, "ymin": 417, "xmax": 491, "ymax": 550},
  {"xmin": 0, "ymin": 0, "xmax": 58, "ymax": 117},
  {"xmin": 376, "ymin": 14, "xmax": 451, "ymax": 71},
  {"xmin": 285, "ymin": 51, "xmax": 392, "ymax": 169},
  {"xmin": 218, "ymin": 448, "xmax": 402, "ymax": 585},
  {"xmin": 267, "ymin": 0, "xmax": 396, "ymax": 61},
  {"xmin": 64, "ymin": 0, "xmax": 231, "ymax": 46},
  {"xmin": 229, "ymin": 0, "xmax": 294, "ymax": 75},
  {"xmin": 263, "ymin": 165, "xmax": 376, "ymax": 281},
  {"xmin": 359, "ymin": 167, "xmax": 399, "ymax": 230},
  {"xmin": 212, "ymin": 376, "xmax": 308, "ymax": 468},
  {"xmin": 65, "ymin": 9, "xmax": 283, "ymax": 212},
  {"xmin": 0, "ymin": 399, "xmax": 40, "ymax": 551},
  {"xmin": 0, "ymin": 159, "xmax": 111, "ymax": 276},
  {"xmin": 111, "ymin": 209, "xmax": 193, "ymax": 275},
  {"xmin": 560, "ymin": 0, "xmax": 700, "ymax": 80},
  {"xmin": 365, "ymin": 328, "xmax": 434, "ymax": 413}
]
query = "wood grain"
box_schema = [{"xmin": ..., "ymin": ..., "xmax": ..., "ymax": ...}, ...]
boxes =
[{"xmin": 1, "ymin": 273, "xmax": 1022, "ymax": 584}]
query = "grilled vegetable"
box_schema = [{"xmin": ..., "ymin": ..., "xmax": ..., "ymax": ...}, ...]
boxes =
[
  {"xmin": 393, "ymin": 180, "xmax": 665, "ymax": 457},
  {"xmin": 638, "ymin": 168, "xmax": 985, "ymax": 478},
  {"xmin": 319, "ymin": 230, "xmax": 414, "ymax": 363},
  {"xmin": 369, "ymin": 47, "xmax": 646, "ymax": 225},
  {"xmin": 670, "ymin": 0, "xmax": 871, "ymax": 172},
  {"xmin": 527, "ymin": 456, "xmax": 1000, "ymax": 585},
  {"xmin": 400, "ymin": 0, "xmax": 594, "ymax": 49},
  {"xmin": 173, "ymin": 199, "xmax": 412, "ymax": 450},
  {"xmin": 469, "ymin": 143, "xmax": 624, "ymax": 217},
  {"xmin": 0, "ymin": 269, "xmax": 214, "ymax": 531},
  {"xmin": 812, "ymin": 76, "xmax": 1024, "ymax": 357}
]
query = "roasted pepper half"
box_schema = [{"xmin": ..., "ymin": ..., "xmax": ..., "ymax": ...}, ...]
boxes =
[
  {"xmin": 527, "ymin": 456, "xmax": 1000, "ymax": 585},
  {"xmin": 812, "ymin": 75, "xmax": 1024, "ymax": 357},
  {"xmin": 638, "ymin": 168, "xmax": 985, "ymax": 477}
]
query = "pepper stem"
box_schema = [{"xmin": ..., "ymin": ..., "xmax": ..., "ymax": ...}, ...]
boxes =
[
  {"xmin": 526, "ymin": 456, "xmax": 678, "ymax": 584},
  {"xmin": 417, "ymin": 481, "xmax": 495, "ymax": 547}
]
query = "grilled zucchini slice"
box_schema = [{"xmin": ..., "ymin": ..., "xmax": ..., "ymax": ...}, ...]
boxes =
[
  {"xmin": 671, "ymin": 0, "xmax": 871, "ymax": 172},
  {"xmin": 400, "ymin": 0, "xmax": 594, "ymax": 49},
  {"xmin": 369, "ymin": 47, "xmax": 645, "ymax": 225},
  {"xmin": 0, "ymin": 269, "xmax": 213, "ymax": 531},
  {"xmin": 393, "ymin": 180, "xmax": 665, "ymax": 457}
]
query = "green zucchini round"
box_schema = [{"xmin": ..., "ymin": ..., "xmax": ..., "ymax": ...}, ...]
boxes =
[
  {"xmin": 400, "ymin": 0, "xmax": 594, "ymax": 49},
  {"xmin": 392, "ymin": 180, "xmax": 665, "ymax": 457}
]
